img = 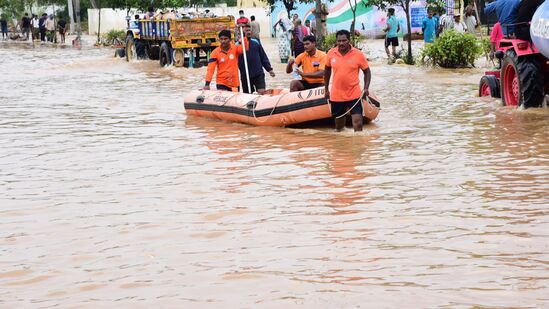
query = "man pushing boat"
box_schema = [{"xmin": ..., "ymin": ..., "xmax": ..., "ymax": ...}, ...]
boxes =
[{"xmin": 324, "ymin": 30, "xmax": 371, "ymax": 132}]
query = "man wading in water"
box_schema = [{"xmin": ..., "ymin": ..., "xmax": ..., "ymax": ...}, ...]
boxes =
[
  {"xmin": 324, "ymin": 30, "xmax": 371, "ymax": 132},
  {"xmin": 204, "ymin": 29, "xmax": 248, "ymax": 92}
]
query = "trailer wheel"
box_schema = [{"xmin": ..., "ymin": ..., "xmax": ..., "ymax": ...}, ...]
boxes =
[
  {"xmin": 160, "ymin": 42, "xmax": 172, "ymax": 67},
  {"xmin": 173, "ymin": 49, "xmax": 184, "ymax": 66},
  {"xmin": 518, "ymin": 55, "xmax": 544, "ymax": 108},
  {"xmin": 125, "ymin": 34, "xmax": 137, "ymax": 62},
  {"xmin": 479, "ymin": 75, "xmax": 500, "ymax": 98}
]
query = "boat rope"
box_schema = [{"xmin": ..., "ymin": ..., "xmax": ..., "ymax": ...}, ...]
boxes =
[
  {"xmin": 251, "ymin": 92, "xmax": 287, "ymax": 124},
  {"xmin": 333, "ymin": 90, "xmax": 366, "ymax": 120}
]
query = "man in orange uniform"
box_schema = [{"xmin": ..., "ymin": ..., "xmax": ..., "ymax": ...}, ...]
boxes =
[
  {"xmin": 324, "ymin": 29, "xmax": 371, "ymax": 132},
  {"xmin": 204, "ymin": 29, "xmax": 248, "ymax": 91},
  {"xmin": 285, "ymin": 35, "xmax": 327, "ymax": 92}
]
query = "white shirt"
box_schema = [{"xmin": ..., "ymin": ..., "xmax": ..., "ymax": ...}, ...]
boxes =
[
  {"xmin": 32, "ymin": 18, "xmax": 39, "ymax": 28},
  {"xmin": 464, "ymin": 15, "xmax": 477, "ymax": 33},
  {"xmin": 453, "ymin": 21, "xmax": 467, "ymax": 33}
]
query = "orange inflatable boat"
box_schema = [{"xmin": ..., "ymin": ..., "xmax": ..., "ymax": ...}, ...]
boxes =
[{"xmin": 183, "ymin": 87, "xmax": 380, "ymax": 127}]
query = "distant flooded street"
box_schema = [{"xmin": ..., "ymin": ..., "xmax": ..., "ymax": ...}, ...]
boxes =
[{"xmin": 1, "ymin": 40, "xmax": 548, "ymax": 308}]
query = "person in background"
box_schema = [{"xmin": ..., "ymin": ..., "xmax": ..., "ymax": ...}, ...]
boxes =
[
  {"xmin": 489, "ymin": 22, "xmax": 503, "ymax": 61},
  {"xmin": 0, "ymin": 16, "xmax": 8, "ymax": 40},
  {"xmin": 515, "ymin": 0, "xmax": 544, "ymax": 41},
  {"xmin": 286, "ymin": 35, "xmax": 326, "ymax": 92},
  {"xmin": 452, "ymin": 14, "xmax": 467, "ymax": 33},
  {"xmin": 130, "ymin": 14, "xmax": 140, "ymax": 28},
  {"xmin": 238, "ymin": 23, "xmax": 275, "ymax": 94},
  {"xmin": 438, "ymin": 9, "xmax": 453, "ymax": 35},
  {"xmin": 324, "ymin": 30, "xmax": 371, "ymax": 132},
  {"xmin": 31, "ymin": 14, "xmax": 39, "ymax": 40},
  {"xmin": 422, "ymin": 10, "xmax": 436, "ymax": 44},
  {"xmin": 249, "ymin": 15, "xmax": 260, "ymax": 40},
  {"xmin": 45, "ymin": 15, "xmax": 55, "ymax": 42},
  {"xmin": 292, "ymin": 19, "xmax": 308, "ymax": 57},
  {"xmin": 21, "ymin": 13, "xmax": 31, "ymax": 40},
  {"xmin": 204, "ymin": 29, "xmax": 248, "ymax": 92},
  {"xmin": 145, "ymin": 6, "xmax": 154, "ymax": 19},
  {"xmin": 384, "ymin": 8, "xmax": 400, "ymax": 59},
  {"xmin": 273, "ymin": 16, "xmax": 292, "ymax": 63},
  {"xmin": 304, "ymin": 19, "xmax": 313, "ymax": 36},
  {"xmin": 464, "ymin": 6, "xmax": 478, "ymax": 34},
  {"xmin": 237, "ymin": 10, "xmax": 249, "ymax": 25},
  {"xmin": 58, "ymin": 17, "xmax": 66, "ymax": 43},
  {"xmin": 38, "ymin": 13, "xmax": 47, "ymax": 42},
  {"xmin": 483, "ymin": 0, "xmax": 521, "ymax": 36}
]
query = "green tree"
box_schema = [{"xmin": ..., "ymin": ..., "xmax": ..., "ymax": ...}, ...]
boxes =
[{"xmin": 368, "ymin": 0, "xmax": 417, "ymax": 64}]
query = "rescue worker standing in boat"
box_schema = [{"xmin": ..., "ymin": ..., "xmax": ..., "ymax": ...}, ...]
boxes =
[
  {"xmin": 324, "ymin": 30, "xmax": 371, "ymax": 132},
  {"xmin": 204, "ymin": 29, "xmax": 248, "ymax": 91},
  {"xmin": 286, "ymin": 35, "xmax": 327, "ymax": 92}
]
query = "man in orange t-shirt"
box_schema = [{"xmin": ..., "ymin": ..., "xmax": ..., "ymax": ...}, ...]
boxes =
[
  {"xmin": 324, "ymin": 29, "xmax": 371, "ymax": 132},
  {"xmin": 285, "ymin": 35, "xmax": 327, "ymax": 92},
  {"xmin": 204, "ymin": 29, "xmax": 248, "ymax": 91}
]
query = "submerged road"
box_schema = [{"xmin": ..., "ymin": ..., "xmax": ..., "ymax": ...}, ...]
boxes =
[{"xmin": 1, "ymin": 40, "xmax": 548, "ymax": 308}]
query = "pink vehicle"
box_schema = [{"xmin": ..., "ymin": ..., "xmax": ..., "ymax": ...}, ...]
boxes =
[{"xmin": 479, "ymin": 1, "xmax": 549, "ymax": 108}]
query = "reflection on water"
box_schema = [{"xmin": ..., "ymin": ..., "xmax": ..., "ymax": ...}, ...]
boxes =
[{"xmin": 0, "ymin": 40, "xmax": 548, "ymax": 308}]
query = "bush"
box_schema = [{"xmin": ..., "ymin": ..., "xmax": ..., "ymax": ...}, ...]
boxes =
[
  {"xmin": 319, "ymin": 33, "xmax": 337, "ymax": 52},
  {"xmin": 102, "ymin": 29, "xmax": 126, "ymax": 46},
  {"xmin": 318, "ymin": 32, "xmax": 366, "ymax": 52},
  {"xmin": 420, "ymin": 30, "xmax": 482, "ymax": 68}
]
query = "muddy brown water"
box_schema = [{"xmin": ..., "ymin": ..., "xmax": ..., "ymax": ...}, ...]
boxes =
[{"xmin": 1, "ymin": 40, "xmax": 548, "ymax": 308}]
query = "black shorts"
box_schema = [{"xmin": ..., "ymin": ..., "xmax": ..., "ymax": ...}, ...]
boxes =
[
  {"xmin": 330, "ymin": 98, "xmax": 363, "ymax": 118},
  {"xmin": 241, "ymin": 73, "xmax": 266, "ymax": 94},
  {"xmin": 385, "ymin": 37, "xmax": 399, "ymax": 47},
  {"xmin": 300, "ymin": 80, "xmax": 324, "ymax": 90},
  {"xmin": 216, "ymin": 84, "xmax": 238, "ymax": 92}
]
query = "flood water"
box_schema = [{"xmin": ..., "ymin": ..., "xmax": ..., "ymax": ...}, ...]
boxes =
[{"xmin": 1, "ymin": 40, "xmax": 548, "ymax": 308}]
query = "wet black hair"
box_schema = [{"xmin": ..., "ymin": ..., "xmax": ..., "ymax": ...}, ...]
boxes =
[
  {"xmin": 303, "ymin": 35, "xmax": 316, "ymax": 43},
  {"xmin": 218, "ymin": 29, "xmax": 231, "ymax": 38},
  {"xmin": 134, "ymin": 14, "xmax": 140, "ymax": 19},
  {"xmin": 336, "ymin": 29, "xmax": 351, "ymax": 40},
  {"xmin": 251, "ymin": 15, "xmax": 255, "ymax": 21},
  {"xmin": 388, "ymin": 8, "xmax": 395, "ymax": 14},
  {"xmin": 239, "ymin": 10, "xmax": 244, "ymax": 14}
]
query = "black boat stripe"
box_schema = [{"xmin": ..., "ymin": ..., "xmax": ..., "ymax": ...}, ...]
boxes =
[{"xmin": 184, "ymin": 97, "xmax": 328, "ymax": 118}]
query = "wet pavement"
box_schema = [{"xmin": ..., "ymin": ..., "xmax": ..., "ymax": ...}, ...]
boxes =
[{"xmin": 1, "ymin": 38, "xmax": 548, "ymax": 308}]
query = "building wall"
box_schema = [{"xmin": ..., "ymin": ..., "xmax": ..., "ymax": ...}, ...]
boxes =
[
  {"xmin": 88, "ymin": 7, "xmax": 273, "ymax": 38},
  {"xmin": 237, "ymin": 0, "xmax": 269, "ymax": 8}
]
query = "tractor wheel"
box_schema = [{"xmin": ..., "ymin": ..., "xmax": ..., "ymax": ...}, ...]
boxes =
[
  {"xmin": 479, "ymin": 75, "xmax": 500, "ymax": 98},
  {"xmin": 518, "ymin": 55, "xmax": 544, "ymax": 108},
  {"xmin": 125, "ymin": 34, "xmax": 136, "ymax": 62},
  {"xmin": 159, "ymin": 42, "xmax": 172, "ymax": 67},
  {"xmin": 501, "ymin": 50, "xmax": 520, "ymax": 107}
]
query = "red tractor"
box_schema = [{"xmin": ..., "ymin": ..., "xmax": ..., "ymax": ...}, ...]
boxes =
[{"xmin": 479, "ymin": 2, "xmax": 549, "ymax": 108}]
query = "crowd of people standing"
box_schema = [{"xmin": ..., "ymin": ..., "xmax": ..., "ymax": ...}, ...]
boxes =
[{"xmin": 0, "ymin": 12, "xmax": 67, "ymax": 43}]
